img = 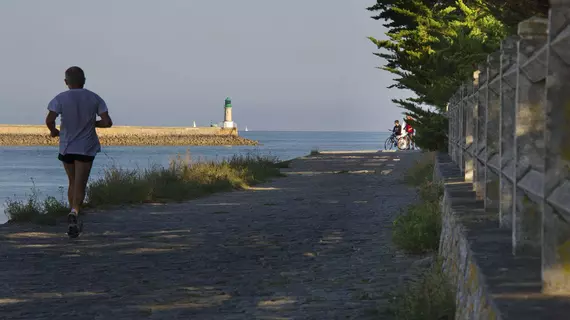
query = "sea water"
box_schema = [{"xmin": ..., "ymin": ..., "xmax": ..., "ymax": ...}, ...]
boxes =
[{"xmin": 0, "ymin": 131, "xmax": 390, "ymax": 223}]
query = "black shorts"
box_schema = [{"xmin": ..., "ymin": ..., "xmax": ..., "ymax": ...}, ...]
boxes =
[{"xmin": 58, "ymin": 153, "xmax": 95, "ymax": 164}]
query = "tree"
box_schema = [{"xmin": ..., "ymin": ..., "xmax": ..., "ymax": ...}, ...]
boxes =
[
  {"xmin": 482, "ymin": 0, "xmax": 548, "ymax": 30},
  {"xmin": 367, "ymin": 0, "xmax": 507, "ymax": 151}
]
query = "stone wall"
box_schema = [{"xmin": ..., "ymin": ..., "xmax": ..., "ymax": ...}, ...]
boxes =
[
  {"xmin": 435, "ymin": 153, "xmax": 570, "ymax": 320},
  {"xmin": 0, "ymin": 125, "xmax": 258, "ymax": 146},
  {"xmin": 442, "ymin": 2, "xmax": 570, "ymax": 318}
]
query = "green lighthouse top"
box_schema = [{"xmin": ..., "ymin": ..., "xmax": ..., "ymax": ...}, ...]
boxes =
[{"xmin": 225, "ymin": 97, "xmax": 232, "ymax": 108}]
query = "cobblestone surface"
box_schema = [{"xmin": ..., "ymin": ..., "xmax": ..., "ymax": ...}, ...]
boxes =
[{"xmin": 0, "ymin": 151, "xmax": 422, "ymax": 319}]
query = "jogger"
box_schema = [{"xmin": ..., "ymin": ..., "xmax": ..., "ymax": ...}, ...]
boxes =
[{"xmin": 45, "ymin": 66, "xmax": 113, "ymax": 237}]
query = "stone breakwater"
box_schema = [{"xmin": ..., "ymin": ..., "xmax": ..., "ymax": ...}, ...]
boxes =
[
  {"xmin": 0, "ymin": 125, "xmax": 258, "ymax": 146},
  {"xmin": 434, "ymin": 153, "xmax": 570, "ymax": 320}
]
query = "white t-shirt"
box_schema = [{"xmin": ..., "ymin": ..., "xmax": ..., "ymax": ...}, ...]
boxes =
[{"xmin": 47, "ymin": 88, "xmax": 108, "ymax": 156}]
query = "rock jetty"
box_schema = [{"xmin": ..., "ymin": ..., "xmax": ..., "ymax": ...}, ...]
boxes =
[{"xmin": 0, "ymin": 125, "xmax": 258, "ymax": 146}]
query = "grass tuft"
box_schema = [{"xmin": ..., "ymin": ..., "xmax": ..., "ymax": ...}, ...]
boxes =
[
  {"xmin": 388, "ymin": 259, "xmax": 455, "ymax": 320},
  {"xmin": 404, "ymin": 151, "xmax": 435, "ymax": 186},
  {"xmin": 418, "ymin": 180, "xmax": 444, "ymax": 203},
  {"xmin": 392, "ymin": 152, "xmax": 443, "ymax": 254},
  {"xmin": 5, "ymin": 186, "xmax": 68, "ymax": 225},
  {"xmin": 392, "ymin": 200, "xmax": 441, "ymax": 254},
  {"xmin": 86, "ymin": 153, "xmax": 283, "ymax": 207},
  {"xmin": 5, "ymin": 153, "xmax": 285, "ymax": 224}
]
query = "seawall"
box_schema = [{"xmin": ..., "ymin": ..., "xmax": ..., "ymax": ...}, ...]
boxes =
[
  {"xmin": 0, "ymin": 125, "xmax": 258, "ymax": 146},
  {"xmin": 434, "ymin": 153, "xmax": 569, "ymax": 320}
]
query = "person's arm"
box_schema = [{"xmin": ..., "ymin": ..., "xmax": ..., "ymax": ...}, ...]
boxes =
[
  {"xmin": 45, "ymin": 111, "xmax": 59, "ymax": 137},
  {"xmin": 96, "ymin": 111, "xmax": 113, "ymax": 128},
  {"xmin": 95, "ymin": 96, "xmax": 113, "ymax": 128},
  {"xmin": 46, "ymin": 98, "xmax": 61, "ymax": 137}
]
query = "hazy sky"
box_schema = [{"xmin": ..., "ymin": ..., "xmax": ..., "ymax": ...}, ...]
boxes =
[{"xmin": 0, "ymin": 0, "xmax": 411, "ymax": 131}]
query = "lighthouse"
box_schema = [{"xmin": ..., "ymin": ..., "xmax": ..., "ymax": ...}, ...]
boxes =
[{"xmin": 223, "ymin": 97, "xmax": 235, "ymax": 128}]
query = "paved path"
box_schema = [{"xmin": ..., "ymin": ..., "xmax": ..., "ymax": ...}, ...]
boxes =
[{"xmin": 0, "ymin": 151, "xmax": 422, "ymax": 320}]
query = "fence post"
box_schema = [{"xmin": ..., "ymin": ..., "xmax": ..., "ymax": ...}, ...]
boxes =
[
  {"xmin": 455, "ymin": 88, "xmax": 462, "ymax": 164},
  {"xmin": 513, "ymin": 17, "xmax": 548, "ymax": 254},
  {"xmin": 461, "ymin": 83, "xmax": 470, "ymax": 173},
  {"xmin": 466, "ymin": 71, "xmax": 480, "ymax": 183},
  {"xmin": 499, "ymin": 36, "xmax": 520, "ymax": 228},
  {"xmin": 460, "ymin": 81, "xmax": 471, "ymax": 176},
  {"xmin": 448, "ymin": 93, "xmax": 455, "ymax": 157},
  {"xmin": 486, "ymin": 52, "xmax": 502, "ymax": 213},
  {"xmin": 542, "ymin": 0, "xmax": 570, "ymax": 294},
  {"xmin": 475, "ymin": 63, "xmax": 488, "ymax": 200}
]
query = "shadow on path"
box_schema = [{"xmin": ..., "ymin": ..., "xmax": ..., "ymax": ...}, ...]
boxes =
[{"xmin": 0, "ymin": 151, "xmax": 422, "ymax": 319}]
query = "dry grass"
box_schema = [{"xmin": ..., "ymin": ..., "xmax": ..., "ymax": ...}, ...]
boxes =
[
  {"xmin": 4, "ymin": 185, "xmax": 68, "ymax": 225},
  {"xmin": 404, "ymin": 151, "xmax": 435, "ymax": 186},
  {"xmin": 387, "ymin": 258, "xmax": 455, "ymax": 319},
  {"xmin": 5, "ymin": 153, "xmax": 284, "ymax": 224},
  {"xmin": 87, "ymin": 153, "xmax": 283, "ymax": 206}
]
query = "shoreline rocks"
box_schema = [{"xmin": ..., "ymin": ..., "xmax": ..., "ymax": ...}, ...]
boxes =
[{"xmin": 0, "ymin": 133, "xmax": 258, "ymax": 146}]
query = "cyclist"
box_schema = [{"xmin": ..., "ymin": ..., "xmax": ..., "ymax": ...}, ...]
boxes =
[
  {"xmin": 392, "ymin": 120, "xmax": 402, "ymax": 147},
  {"xmin": 403, "ymin": 116, "xmax": 415, "ymax": 150}
]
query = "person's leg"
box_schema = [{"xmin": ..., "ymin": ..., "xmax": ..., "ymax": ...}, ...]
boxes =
[
  {"xmin": 72, "ymin": 156, "xmax": 94, "ymax": 213},
  {"xmin": 59, "ymin": 154, "xmax": 81, "ymax": 236},
  {"xmin": 63, "ymin": 163, "xmax": 75, "ymax": 208},
  {"xmin": 58, "ymin": 154, "xmax": 75, "ymax": 209}
]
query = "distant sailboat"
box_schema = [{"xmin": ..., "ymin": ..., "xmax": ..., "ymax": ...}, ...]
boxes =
[
  {"xmin": 245, "ymin": 126, "xmax": 249, "ymax": 132},
  {"xmin": 193, "ymin": 121, "xmax": 196, "ymax": 128}
]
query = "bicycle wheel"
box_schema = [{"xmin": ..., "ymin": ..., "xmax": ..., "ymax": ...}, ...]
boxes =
[
  {"xmin": 397, "ymin": 137, "xmax": 408, "ymax": 150},
  {"xmin": 384, "ymin": 137, "xmax": 393, "ymax": 150}
]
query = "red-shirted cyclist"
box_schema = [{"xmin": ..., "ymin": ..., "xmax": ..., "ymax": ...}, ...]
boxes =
[{"xmin": 403, "ymin": 116, "xmax": 415, "ymax": 150}]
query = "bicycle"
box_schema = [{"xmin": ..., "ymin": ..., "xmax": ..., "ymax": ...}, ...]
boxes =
[
  {"xmin": 384, "ymin": 130, "xmax": 410, "ymax": 151},
  {"xmin": 384, "ymin": 131, "xmax": 398, "ymax": 150}
]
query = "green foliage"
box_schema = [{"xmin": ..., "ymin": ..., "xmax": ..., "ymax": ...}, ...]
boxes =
[
  {"xmin": 368, "ymin": 0, "xmax": 508, "ymax": 151},
  {"xmin": 404, "ymin": 152, "xmax": 435, "ymax": 186},
  {"xmin": 418, "ymin": 181, "xmax": 444, "ymax": 203},
  {"xmin": 86, "ymin": 154, "xmax": 283, "ymax": 207},
  {"xmin": 481, "ymin": 0, "xmax": 548, "ymax": 30},
  {"xmin": 5, "ymin": 154, "xmax": 283, "ymax": 224},
  {"xmin": 395, "ymin": 154, "xmax": 443, "ymax": 254},
  {"xmin": 5, "ymin": 186, "xmax": 68, "ymax": 225},
  {"xmin": 393, "ymin": 200, "xmax": 442, "ymax": 254},
  {"xmin": 388, "ymin": 259, "xmax": 456, "ymax": 320}
]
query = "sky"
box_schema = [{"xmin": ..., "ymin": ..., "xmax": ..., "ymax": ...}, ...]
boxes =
[{"xmin": 0, "ymin": 0, "xmax": 412, "ymax": 132}]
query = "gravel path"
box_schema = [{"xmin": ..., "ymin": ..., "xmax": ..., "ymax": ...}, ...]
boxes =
[{"xmin": 0, "ymin": 151, "xmax": 422, "ymax": 320}]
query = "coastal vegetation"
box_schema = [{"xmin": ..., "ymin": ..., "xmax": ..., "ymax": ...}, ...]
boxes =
[
  {"xmin": 387, "ymin": 258, "xmax": 456, "ymax": 320},
  {"xmin": 387, "ymin": 152, "xmax": 455, "ymax": 319},
  {"xmin": 393, "ymin": 152, "xmax": 442, "ymax": 254},
  {"xmin": 4, "ymin": 154, "xmax": 283, "ymax": 224},
  {"xmin": 4, "ymin": 186, "xmax": 69, "ymax": 225},
  {"xmin": 368, "ymin": 2, "xmax": 548, "ymax": 318},
  {"xmin": 367, "ymin": 0, "xmax": 546, "ymax": 151}
]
